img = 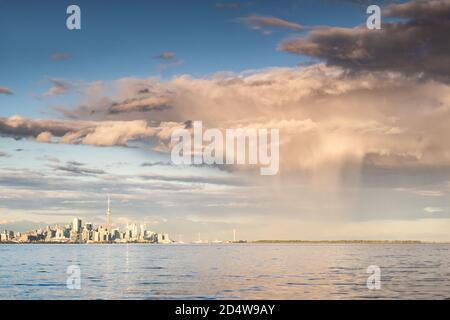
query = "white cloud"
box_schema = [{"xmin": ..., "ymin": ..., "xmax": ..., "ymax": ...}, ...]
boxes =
[{"xmin": 424, "ymin": 207, "xmax": 444, "ymax": 213}]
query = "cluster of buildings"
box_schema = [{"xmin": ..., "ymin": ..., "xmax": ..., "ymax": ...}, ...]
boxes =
[
  {"xmin": 0, "ymin": 197, "xmax": 172, "ymax": 244},
  {"xmin": 0, "ymin": 221, "xmax": 171, "ymax": 244}
]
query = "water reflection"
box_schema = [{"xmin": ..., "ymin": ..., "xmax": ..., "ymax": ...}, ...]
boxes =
[{"xmin": 0, "ymin": 243, "xmax": 449, "ymax": 299}]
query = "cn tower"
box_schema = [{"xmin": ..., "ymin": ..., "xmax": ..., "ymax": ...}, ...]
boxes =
[{"xmin": 107, "ymin": 195, "xmax": 111, "ymax": 231}]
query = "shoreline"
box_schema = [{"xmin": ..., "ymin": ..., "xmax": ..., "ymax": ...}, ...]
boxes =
[
  {"xmin": 1, "ymin": 240, "xmax": 449, "ymax": 245},
  {"xmin": 251, "ymin": 240, "xmax": 449, "ymax": 244}
]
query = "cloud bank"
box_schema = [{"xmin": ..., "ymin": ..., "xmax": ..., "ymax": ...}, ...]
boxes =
[
  {"xmin": 2, "ymin": 63, "xmax": 450, "ymax": 178},
  {"xmin": 0, "ymin": 115, "xmax": 184, "ymax": 147},
  {"xmin": 279, "ymin": 0, "xmax": 450, "ymax": 82}
]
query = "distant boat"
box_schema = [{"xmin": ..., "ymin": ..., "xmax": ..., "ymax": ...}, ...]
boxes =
[{"xmin": 211, "ymin": 239, "xmax": 223, "ymax": 244}]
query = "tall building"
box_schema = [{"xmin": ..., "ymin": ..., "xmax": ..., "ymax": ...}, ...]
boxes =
[
  {"xmin": 157, "ymin": 233, "xmax": 171, "ymax": 244},
  {"xmin": 93, "ymin": 230, "xmax": 100, "ymax": 242},
  {"xmin": 99, "ymin": 225, "xmax": 109, "ymax": 242},
  {"xmin": 0, "ymin": 230, "xmax": 14, "ymax": 242},
  {"xmin": 140, "ymin": 224, "xmax": 146, "ymax": 241},
  {"xmin": 106, "ymin": 195, "xmax": 111, "ymax": 231},
  {"xmin": 81, "ymin": 228, "xmax": 92, "ymax": 242},
  {"xmin": 127, "ymin": 223, "xmax": 139, "ymax": 240},
  {"xmin": 73, "ymin": 218, "xmax": 82, "ymax": 233},
  {"xmin": 84, "ymin": 222, "xmax": 93, "ymax": 231},
  {"xmin": 55, "ymin": 226, "xmax": 68, "ymax": 239}
]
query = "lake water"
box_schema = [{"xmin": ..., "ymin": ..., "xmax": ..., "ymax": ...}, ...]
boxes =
[{"xmin": 0, "ymin": 243, "xmax": 449, "ymax": 299}]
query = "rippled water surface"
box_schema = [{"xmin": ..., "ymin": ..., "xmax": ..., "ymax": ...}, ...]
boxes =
[{"xmin": 1, "ymin": 244, "xmax": 449, "ymax": 299}]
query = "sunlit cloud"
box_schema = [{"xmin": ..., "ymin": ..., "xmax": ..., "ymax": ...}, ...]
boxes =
[
  {"xmin": 0, "ymin": 87, "xmax": 13, "ymax": 95},
  {"xmin": 237, "ymin": 14, "xmax": 303, "ymax": 32}
]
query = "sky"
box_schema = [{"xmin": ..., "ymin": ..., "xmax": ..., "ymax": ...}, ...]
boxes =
[{"xmin": 1, "ymin": 0, "xmax": 450, "ymax": 241}]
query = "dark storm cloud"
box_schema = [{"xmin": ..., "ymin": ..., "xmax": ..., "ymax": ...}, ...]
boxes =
[
  {"xmin": 383, "ymin": 0, "xmax": 450, "ymax": 19},
  {"xmin": 279, "ymin": 0, "xmax": 450, "ymax": 82}
]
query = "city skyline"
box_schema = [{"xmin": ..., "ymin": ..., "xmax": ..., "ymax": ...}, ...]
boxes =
[
  {"xmin": 1, "ymin": 0, "xmax": 450, "ymax": 241},
  {"xmin": 0, "ymin": 196, "xmax": 173, "ymax": 243},
  {"xmin": 0, "ymin": 195, "xmax": 242, "ymax": 243}
]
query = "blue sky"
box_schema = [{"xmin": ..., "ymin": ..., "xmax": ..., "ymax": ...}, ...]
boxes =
[{"xmin": 0, "ymin": 0, "xmax": 375, "ymax": 117}]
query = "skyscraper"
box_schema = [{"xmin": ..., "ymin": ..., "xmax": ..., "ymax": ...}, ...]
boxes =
[{"xmin": 73, "ymin": 218, "xmax": 82, "ymax": 233}]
